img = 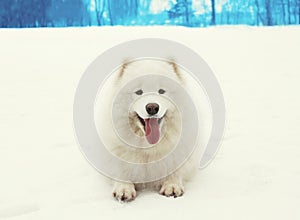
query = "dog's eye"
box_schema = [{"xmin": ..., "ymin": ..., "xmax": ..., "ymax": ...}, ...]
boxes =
[
  {"xmin": 158, "ymin": 89, "xmax": 166, "ymax": 94},
  {"xmin": 135, "ymin": 89, "xmax": 143, "ymax": 95}
]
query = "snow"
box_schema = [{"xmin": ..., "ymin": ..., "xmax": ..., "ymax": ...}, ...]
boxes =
[{"xmin": 0, "ymin": 26, "xmax": 300, "ymax": 219}]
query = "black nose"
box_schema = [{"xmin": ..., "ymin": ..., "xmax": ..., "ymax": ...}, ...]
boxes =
[{"xmin": 146, "ymin": 103, "xmax": 159, "ymax": 115}]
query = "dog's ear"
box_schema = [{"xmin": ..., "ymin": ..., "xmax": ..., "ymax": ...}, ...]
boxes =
[
  {"xmin": 168, "ymin": 59, "xmax": 183, "ymax": 82},
  {"xmin": 117, "ymin": 59, "xmax": 130, "ymax": 80}
]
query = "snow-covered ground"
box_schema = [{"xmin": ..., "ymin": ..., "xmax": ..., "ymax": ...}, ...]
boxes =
[{"xmin": 0, "ymin": 26, "xmax": 300, "ymax": 220}]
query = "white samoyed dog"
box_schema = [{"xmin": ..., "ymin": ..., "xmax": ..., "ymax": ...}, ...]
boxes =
[{"xmin": 94, "ymin": 59, "xmax": 212, "ymax": 201}]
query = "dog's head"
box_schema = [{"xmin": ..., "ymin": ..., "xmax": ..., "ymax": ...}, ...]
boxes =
[{"xmin": 118, "ymin": 60, "xmax": 183, "ymax": 145}]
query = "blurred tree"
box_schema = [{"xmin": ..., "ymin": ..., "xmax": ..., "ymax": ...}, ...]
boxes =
[
  {"xmin": 0, "ymin": 0, "xmax": 13, "ymax": 27},
  {"xmin": 93, "ymin": 0, "xmax": 139, "ymax": 25},
  {"xmin": 93, "ymin": 0, "xmax": 110, "ymax": 25},
  {"xmin": 0, "ymin": 0, "xmax": 50, "ymax": 27},
  {"xmin": 94, "ymin": 0, "xmax": 103, "ymax": 25},
  {"xmin": 109, "ymin": 0, "xmax": 138, "ymax": 25},
  {"xmin": 211, "ymin": 0, "xmax": 216, "ymax": 25},
  {"xmin": 264, "ymin": 0, "xmax": 272, "ymax": 25},
  {"xmin": 168, "ymin": 0, "xmax": 193, "ymax": 25},
  {"xmin": 47, "ymin": 0, "xmax": 89, "ymax": 26}
]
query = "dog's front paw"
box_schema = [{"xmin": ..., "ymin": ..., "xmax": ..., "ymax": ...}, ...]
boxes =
[
  {"xmin": 112, "ymin": 183, "xmax": 136, "ymax": 202},
  {"xmin": 160, "ymin": 182, "xmax": 184, "ymax": 198}
]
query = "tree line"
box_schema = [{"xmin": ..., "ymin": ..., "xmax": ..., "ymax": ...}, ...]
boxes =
[{"xmin": 0, "ymin": 0, "xmax": 299, "ymax": 28}]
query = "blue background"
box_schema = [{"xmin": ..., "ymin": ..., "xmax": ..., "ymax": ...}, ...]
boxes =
[{"xmin": 0, "ymin": 0, "xmax": 299, "ymax": 28}]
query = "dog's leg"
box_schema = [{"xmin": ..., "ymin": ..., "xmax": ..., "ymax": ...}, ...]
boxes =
[
  {"xmin": 159, "ymin": 175, "xmax": 184, "ymax": 198},
  {"xmin": 112, "ymin": 181, "xmax": 136, "ymax": 202}
]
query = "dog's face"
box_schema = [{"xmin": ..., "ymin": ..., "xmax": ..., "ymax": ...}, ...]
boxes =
[
  {"xmin": 129, "ymin": 86, "xmax": 176, "ymax": 145},
  {"xmin": 107, "ymin": 59, "xmax": 184, "ymax": 147}
]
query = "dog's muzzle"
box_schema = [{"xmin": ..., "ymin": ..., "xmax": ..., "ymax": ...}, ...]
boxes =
[{"xmin": 137, "ymin": 113, "xmax": 165, "ymax": 145}]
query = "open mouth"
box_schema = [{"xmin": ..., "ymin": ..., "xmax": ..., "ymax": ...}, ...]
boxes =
[
  {"xmin": 137, "ymin": 114, "xmax": 164, "ymax": 128},
  {"xmin": 136, "ymin": 113, "xmax": 165, "ymax": 145}
]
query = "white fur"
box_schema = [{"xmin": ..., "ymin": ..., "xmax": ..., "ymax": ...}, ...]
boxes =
[{"xmin": 94, "ymin": 59, "xmax": 212, "ymax": 201}]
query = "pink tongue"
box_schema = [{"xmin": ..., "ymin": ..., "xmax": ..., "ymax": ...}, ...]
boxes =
[{"xmin": 145, "ymin": 118, "xmax": 160, "ymax": 144}]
